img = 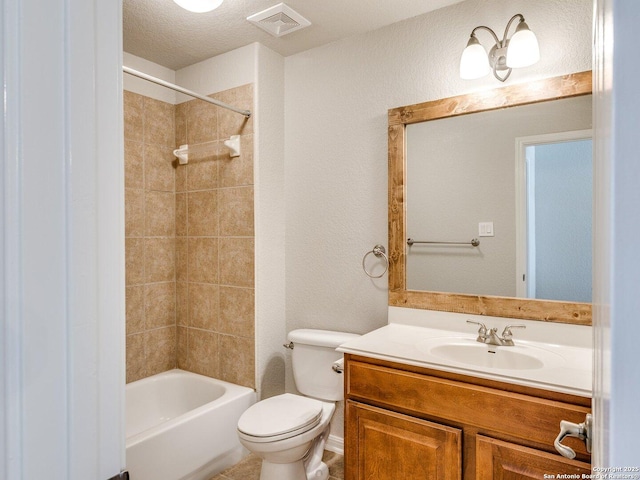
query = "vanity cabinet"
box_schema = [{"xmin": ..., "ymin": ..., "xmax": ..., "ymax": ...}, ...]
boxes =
[
  {"xmin": 347, "ymin": 401, "xmax": 461, "ymax": 480},
  {"xmin": 344, "ymin": 354, "xmax": 591, "ymax": 480},
  {"xmin": 475, "ymin": 436, "xmax": 591, "ymax": 480}
]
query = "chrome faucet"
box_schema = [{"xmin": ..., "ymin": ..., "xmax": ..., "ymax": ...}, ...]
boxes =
[{"xmin": 466, "ymin": 320, "xmax": 525, "ymax": 346}]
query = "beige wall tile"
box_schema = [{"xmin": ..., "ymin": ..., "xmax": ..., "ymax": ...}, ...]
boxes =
[
  {"xmin": 126, "ymin": 285, "xmax": 145, "ymax": 335},
  {"xmin": 145, "ymin": 238, "xmax": 175, "ymax": 283},
  {"xmin": 144, "ymin": 97, "xmax": 175, "ymax": 147},
  {"xmin": 215, "ymin": 85, "xmax": 253, "ymax": 138},
  {"xmin": 124, "ymin": 91, "xmax": 144, "ymax": 143},
  {"xmin": 219, "ymin": 134, "xmax": 253, "ymax": 188},
  {"xmin": 188, "ymin": 237, "xmax": 218, "ymax": 284},
  {"xmin": 125, "ymin": 86, "xmax": 255, "ymax": 385},
  {"xmin": 219, "ymin": 238, "xmax": 254, "ymax": 287},
  {"xmin": 145, "ymin": 190, "xmax": 175, "ymax": 237},
  {"xmin": 125, "ymin": 238, "xmax": 145, "ymax": 285},
  {"xmin": 219, "ymin": 186, "xmax": 254, "ymax": 237},
  {"xmin": 175, "ymin": 193, "xmax": 187, "ymax": 236},
  {"xmin": 219, "ymin": 335, "xmax": 255, "ymax": 388},
  {"xmin": 175, "ymin": 102, "xmax": 188, "ymax": 147},
  {"xmin": 187, "ymin": 99, "xmax": 218, "ymax": 144},
  {"xmin": 186, "ymin": 152, "xmax": 219, "ymax": 191},
  {"xmin": 126, "ymin": 333, "xmax": 146, "ymax": 383},
  {"xmin": 175, "ymin": 237, "xmax": 188, "ymax": 282},
  {"xmin": 177, "ymin": 326, "xmax": 188, "ymax": 369},
  {"xmin": 175, "ymin": 163, "xmax": 187, "ymax": 192},
  {"xmin": 144, "ymin": 144, "xmax": 175, "ymax": 192},
  {"xmin": 125, "ymin": 140, "xmax": 144, "ymax": 189},
  {"xmin": 176, "ymin": 282, "xmax": 189, "ymax": 326},
  {"xmin": 145, "ymin": 327, "xmax": 176, "ymax": 376},
  {"xmin": 188, "ymin": 283, "xmax": 218, "ymax": 331},
  {"xmin": 219, "ymin": 286, "xmax": 254, "ymax": 338},
  {"xmin": 125, "ymin": 188, "xmax": 145, "ymax": 237},
  {"xmin": 188, "ymin": 329, "xmax": 219, "ymax": 378},
  {"xmin": 188, "ymin": 190, "xmax": 218, "ymax": 236},
  {"xmin": 145, "ymin": 282, "xmax": 176, "ymax": 329}
]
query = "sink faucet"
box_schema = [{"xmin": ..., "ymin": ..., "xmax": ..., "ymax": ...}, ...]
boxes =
[{"xmin": 466, "ymin": 320, "xmax": 526, "ymax": 346}]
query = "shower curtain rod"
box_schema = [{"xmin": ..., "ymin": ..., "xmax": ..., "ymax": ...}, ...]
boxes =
[{"xmin": 123, "ymin": 66, "xmax": 252, "ymax": 118}]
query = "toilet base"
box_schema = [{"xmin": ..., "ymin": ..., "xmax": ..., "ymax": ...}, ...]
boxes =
[
  {"xmin": 259, "ymin": 459, "xmax": 306, "ymax": 480},
  {"xmin": 306, "ymin": 461, "xmax": 329, "ymax": 480},
  {"xmin": 259, "ymin": 459, "xmax": 329, "ymax": 480}
]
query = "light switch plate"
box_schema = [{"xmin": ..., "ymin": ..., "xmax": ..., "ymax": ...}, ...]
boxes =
[{"xmin": 479, "ymin": 222, "xmax": 494, "ymax": 237}]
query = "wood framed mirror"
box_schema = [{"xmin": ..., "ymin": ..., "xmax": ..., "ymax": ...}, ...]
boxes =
[{"xmin": 388, "ymin": 71, "xmax": 592, "ymax": 325}]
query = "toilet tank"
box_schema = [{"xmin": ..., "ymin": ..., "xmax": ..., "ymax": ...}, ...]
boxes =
[{"xmin": 288, "ymin": 329, "xmax": 360, "ymax": 402}]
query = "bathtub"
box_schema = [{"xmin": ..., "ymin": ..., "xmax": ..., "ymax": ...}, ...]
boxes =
[{"xmin": 126, "ymin": 369, "xmax": 256, "ymax": 480}]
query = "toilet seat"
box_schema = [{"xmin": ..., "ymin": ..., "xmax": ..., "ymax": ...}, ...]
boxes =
[{"xmin": 237, "ymin": 393, "xmax": 324, "ymax": 443}]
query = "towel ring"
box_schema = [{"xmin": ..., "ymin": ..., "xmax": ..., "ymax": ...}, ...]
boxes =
[{"xmin": 362, "ymin": 245, "xmax": 389, "ymax": 278}]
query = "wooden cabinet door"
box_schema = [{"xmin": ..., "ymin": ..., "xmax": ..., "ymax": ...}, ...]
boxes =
[
  {"xmin": 476, "ymin": 435, "xmax": 591, "ymax": 480},
  {"xmin": 346, "ymin": 400, "xmax": 461, "ymax": 480}
]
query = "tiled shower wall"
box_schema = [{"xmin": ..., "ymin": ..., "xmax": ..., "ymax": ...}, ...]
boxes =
[
  {"xmin": 175, "ymin": 85, "xmax": 255, "ymax": 388},
  {"xmin": 124, "ymin": 85, "xmax": 255, "ymax": 389},
  {"xmin": 124, "ymin": 91, "xmax": 177, "ymax": 383}
]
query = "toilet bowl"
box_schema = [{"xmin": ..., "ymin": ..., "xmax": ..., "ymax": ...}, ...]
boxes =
[
  {"xmin": 236, "ymin": 329, "xmax": 359, "ymax": 480},
  {"xmin": 238, "ymin": 394, "xmax": 335, "ymax": 480}
]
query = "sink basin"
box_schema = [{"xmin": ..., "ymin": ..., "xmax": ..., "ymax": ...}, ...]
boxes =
[
  {"xmin": 430, "ymin": 343, "xmax": 545, "ymax": 370},
  {"xmin": 416, "ymin": 338, "xmax": 566, "ymax": 371}
]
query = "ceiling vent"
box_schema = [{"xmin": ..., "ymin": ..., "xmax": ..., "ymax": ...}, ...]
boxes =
[{"xmin": 247, "ymin": 3, "xmax": 311, "ymax": 37}]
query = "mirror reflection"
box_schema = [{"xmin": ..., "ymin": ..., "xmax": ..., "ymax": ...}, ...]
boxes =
[{"xmin": 406, "ymin": 95, "xmax": 592, "ymax": 302}]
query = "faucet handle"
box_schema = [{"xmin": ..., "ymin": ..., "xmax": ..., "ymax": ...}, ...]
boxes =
[
  {"xmin": 466, "ymin": 320, "xmax": 488, "ymax": 341},
  {"xmin": 501, "ymin": 324, "xmax": 526, "ymax": 340}
]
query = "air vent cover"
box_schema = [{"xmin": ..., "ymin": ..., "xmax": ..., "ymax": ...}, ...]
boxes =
[{"xmin": 247, "ymin": 3, "xmax": 311, "ymax": 37}]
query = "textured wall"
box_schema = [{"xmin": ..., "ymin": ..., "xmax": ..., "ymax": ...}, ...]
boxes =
[
  {"xmin": 124, "ymin": 51, "xmax": 176, "ymax": 104},
  {"xmin": 284, "ymin": 0, "xmax": 592, "ymax": 440},
  {"xmin": 254, "ymin": 44, "xmax": 287, "ymax": 400}
]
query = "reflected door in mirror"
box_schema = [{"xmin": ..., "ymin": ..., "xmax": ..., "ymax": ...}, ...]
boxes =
[{"xmin": 517, "ymin": 133, "xmax": 592, "ymax": 302}]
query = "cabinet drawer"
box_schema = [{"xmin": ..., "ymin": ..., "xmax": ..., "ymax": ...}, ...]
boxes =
[
  {"xmin": 476, "ymin": 435, "xmax": 591, "ymax": 479},
  {"xmin": 346, "ymin": 360, "xmax": 591, "ymax": 456}
]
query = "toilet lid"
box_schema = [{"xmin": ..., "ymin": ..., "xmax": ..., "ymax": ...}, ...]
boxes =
[{"xmin": 237, "ymin": 393, "xmax": 323, "ymax": 438}]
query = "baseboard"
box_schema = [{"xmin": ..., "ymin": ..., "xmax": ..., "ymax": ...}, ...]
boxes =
[{"xmin": 325, "ymin": 434, "xmax": 344, "ymax": 455}]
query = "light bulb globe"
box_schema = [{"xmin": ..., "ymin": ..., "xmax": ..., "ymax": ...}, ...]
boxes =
[
  {"xmin": 506, "ymin": 22, "xmax": 540, "ymax": 68},
  {"xmin": 173, "ymin": 0, "xmax": 223, "ymax": 13},
  {"xmin": 460, "ymin": 37, "xmax": 490, "ymax": 80}
]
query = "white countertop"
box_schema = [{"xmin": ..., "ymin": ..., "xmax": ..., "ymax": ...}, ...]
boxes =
[{"xmin": 337, "ymin": 308, "xmax": 593, "ymax": 397}]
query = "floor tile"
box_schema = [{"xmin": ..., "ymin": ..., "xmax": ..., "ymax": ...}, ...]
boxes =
[{"xmin": 208, "ymin": 451, "xmax": 344, "ymax": 480}]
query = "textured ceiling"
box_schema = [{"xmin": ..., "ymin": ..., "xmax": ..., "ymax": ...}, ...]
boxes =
[{"xmin": 123, "ymin": 0, "xmax": 464, "ymax": 70}]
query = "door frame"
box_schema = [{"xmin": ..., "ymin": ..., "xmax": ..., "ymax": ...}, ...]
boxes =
[
  {"xmin": 515, "ymin": 129, "xmax": 592, "ymax": 299},
  {"xmin": 592, "ymin": 0, "xmax": 640, "ymax": 467},
  {"xmin": 1, "ymin": 0, "xmax": 125, "ymax": 478}
]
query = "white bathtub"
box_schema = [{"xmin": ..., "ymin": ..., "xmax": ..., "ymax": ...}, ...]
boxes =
[{"xmin": 126, "ymin": 369, "xmax": 256, "ymax": 480}]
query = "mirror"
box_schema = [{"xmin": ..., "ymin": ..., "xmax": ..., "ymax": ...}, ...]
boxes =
[
  {"xmin": 406, "ymin": 97, "xmax": 592, "ymax": 301},
  {"xmin": 388, "ymin": 71, "xmax": 592, "ymax": 324}
]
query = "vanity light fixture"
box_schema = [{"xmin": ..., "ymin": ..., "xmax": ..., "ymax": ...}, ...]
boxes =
[
  {"xmin": 173, "ymin": 0, "xmax": 223, "ymax": 13},
  {"xmin": 460, "ymin": 14, "xmax": 540, "ymax": 82}
]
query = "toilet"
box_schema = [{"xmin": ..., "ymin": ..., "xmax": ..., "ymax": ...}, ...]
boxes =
[{"xmin": 237, "ymin": 329, "xmax": 359, "ymax": 480}]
